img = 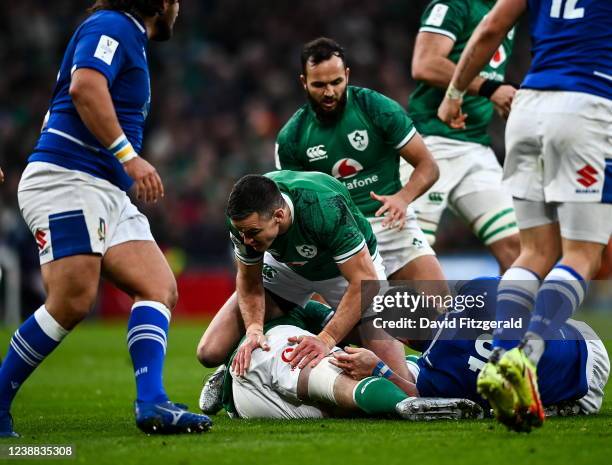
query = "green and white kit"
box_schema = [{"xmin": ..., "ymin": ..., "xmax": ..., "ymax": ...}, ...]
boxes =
[
  {"xmin": 403, "ymin": 0, "xmax": 518, "ymax": 246},
  {"xmin": 276, "ymin": 86, "xmax": 434, "ymax": 276},
  {"xmin": 229, "ymin": 170, "xmax": 386, "ymax": 307}
]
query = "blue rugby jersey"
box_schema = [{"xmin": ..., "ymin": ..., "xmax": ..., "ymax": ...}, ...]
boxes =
[
  {"xmin": 30, "ymin": 10, "xmax": 152, "ymax": 191},
  {"xmin": 416, "ymin": 278, "xmax": 591, "ymax": 407},
  {"xmin": 522, "ymin": 0, "xmax": 612, "ymax": 100}
]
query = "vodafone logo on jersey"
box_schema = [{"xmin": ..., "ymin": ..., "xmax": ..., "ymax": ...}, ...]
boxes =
[
  {"xmin": 332, "ymin": 158, "xmax": 364, "ymax": 179},
  {"xmin": 489, "ymin": 45, "xmax": 507, "ymax": 69}
]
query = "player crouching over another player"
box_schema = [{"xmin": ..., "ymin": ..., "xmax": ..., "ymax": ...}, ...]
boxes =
[{"xmin": 222, "ymin": 300, "xmax": 482, "ymax": 421}]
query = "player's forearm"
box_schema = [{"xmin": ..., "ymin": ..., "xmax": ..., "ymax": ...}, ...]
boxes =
[
  {"xmin": 451, "ymin": 22, "xmax": 511, "ymax": 92},
  {"xmin": 413, "ymin": 56, "xmax": 485, "ymax": 95},
  {"xmin": 399, "ymin": 158, "xmax": 439, "ymax": 205},
  {"xmin": 319, "ymin": 281, "xmax": 363, "ymax": 347},
  {"xmin": 70, "ymin": 71, "xmax": 125, "ymax": 148},
  {"xmin": 236, "ymin": 269, "xmax": 266, "ymax": 333},
  {"xmin": 388, "ymin": 371, "xmax": 419, "ymax": 398}
]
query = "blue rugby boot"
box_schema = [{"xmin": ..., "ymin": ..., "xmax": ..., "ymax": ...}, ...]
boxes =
[{"xmin": 135, "ymin": 400, "xmax": 212, "ymax": 434}]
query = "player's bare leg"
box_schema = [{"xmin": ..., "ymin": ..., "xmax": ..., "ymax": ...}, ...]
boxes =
[
  {"xmin": 102, "ymin": 240, "xmax": 211, "ymax": 434},
  {"xmin": 388, "ymin": 254, "xmax": 450, "ymax": 298},
  {"xmin": 487, "ymin": 233, "xmax": 521, "ymax": 273},
  {"xmin": 102, "ymin": 240, "xmax": 177, "ymax": 308},
  {"xmin": 0, "ymin": 255, "xmax": 102, "ymax": 437},
  {"xmin": 559, "ymin": 238, "xmax": 605, "ymax": 281},
  {"xmin": 511, "ymin": 223, "xmax": 561, "ymax": 278},
  {"xmin": 43, "ymin": 255, "xmax": 103, "ymax": 329}
]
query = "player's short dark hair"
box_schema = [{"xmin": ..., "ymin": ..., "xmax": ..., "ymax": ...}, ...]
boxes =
[
  {"xmin": 301, "ymin": 37, "xmax": 347, "ymax": 75},
  {"xmin": 89, "ymin": 0, "xmax": 169, "ymax": 17},
  {"xmin": 226, "ymin": 175, "xmax": 284, "ymax": 221}
]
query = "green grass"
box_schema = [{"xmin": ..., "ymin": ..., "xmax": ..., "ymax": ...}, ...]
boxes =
[{"xmin": 1, "ymin": 322, "xmax": 611, "ymax": 465}]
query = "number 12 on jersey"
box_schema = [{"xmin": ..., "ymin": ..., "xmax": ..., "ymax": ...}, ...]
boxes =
[{"xmin": 550, "ymin": 0, "xmax": 584, "ymax": 19}]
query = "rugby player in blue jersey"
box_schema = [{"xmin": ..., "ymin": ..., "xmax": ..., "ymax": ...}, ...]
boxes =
[
  {"xmin": 438, "ymin": 0, "xmax": 612, "ymax": 430},
  {"xmin": 0, "ymin": 0, "xmax": 211, "ymax": 436}
]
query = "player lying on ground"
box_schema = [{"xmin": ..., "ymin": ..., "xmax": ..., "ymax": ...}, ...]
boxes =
[
  {"xmin": 220, "ymin": 278, "xmax": 609, "ymax": 424},
  {"xmin": 222, "ymin": 300, "xmax": 482, "ymax": 420}
]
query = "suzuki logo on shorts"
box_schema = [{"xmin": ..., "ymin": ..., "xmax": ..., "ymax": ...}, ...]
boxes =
[
  {"xmin": 35, "ymin": 229, "xmax": 47, "ymax": 250},
  {"xmin": 306, "ymin": 145, "xmax": 327, "ymax": 161},
  {"xmin": 489, "ymin": 45, "xmax": 507, "ymax": 69},
  {"xmin": 576, "ymin": 165, "xmax": 597, "ymax": 188},
  {"xmin": 348, "ymin": 130, "xmax": 369, "ymax": 151},
  {"xmin": 332, "ymin": 158, "xmax": 364, "ymax": 179}
]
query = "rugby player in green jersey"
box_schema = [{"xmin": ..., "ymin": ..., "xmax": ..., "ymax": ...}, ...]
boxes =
[
  {"xmin": 406, "ymin": 0, "xmax": 520, "ymax": 271},
  {"xmin": 275, "ymin": 38, "xmax": 446, "ymax": 285},
  {"xmin": 196, "ymin": 171, "xmax": 410, "ymax": 413}
]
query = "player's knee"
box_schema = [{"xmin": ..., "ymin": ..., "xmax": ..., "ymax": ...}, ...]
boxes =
[
  {"xmin": 59, "ymin": 291, "xmax": 97, "ymax": 327},
  {"xmin": 164, "ymin": 280, "xmax": 179, "ymax": 311},
  {"xmin": 196, "ymin": 342, "xmax": 224, "ymax": 368},
  {"xmin": 490, "ymin": 233, "xmax": 521, "ymax": 271}
]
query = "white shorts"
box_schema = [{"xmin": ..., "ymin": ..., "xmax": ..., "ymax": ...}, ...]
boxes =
[
  {"xmin": 567, "ymin": 320, "xmax": 610, "ymax": 414},
  {"xmin": 262, "ymin": 250, "xmax": 387, "ymax": 308},
  {"xmin": 400, "ymin": 136, "xmax": 517, "ymax": 245},
  {"xmin": 18, "ymin": 162, "xmax": 154, "ymax": 264},
  {"xmin": 504, "ymin": 90, "xmax": 612, "ymax": 203},
  {"xmin": 231, "ymin": 325, "xmax": 341, "ymax": 419},
  {"xmin": 367, "ymin": 211, "xmax": 435, "ymax": 277}
]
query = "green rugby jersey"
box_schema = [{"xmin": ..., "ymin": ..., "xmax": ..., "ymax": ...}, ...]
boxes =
[
  {"xmin": 222, "ymin": 301, "xmax": 334, "ymax": 417},
  {"xmin": 408, "ymin": 0, "xmax": 515, "ymax": 147},
  {"xmin": 228, "ymin": 170, "xmax": 377, "ymax": 281},
  {"xmin": 275, "ymin": 86, "xmax": 417, "ymax": 216}
]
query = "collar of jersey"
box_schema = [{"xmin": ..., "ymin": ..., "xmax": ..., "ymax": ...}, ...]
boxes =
[
  {"xmin": 124, "ymin": 12, "xmax": 147, "ymax": 35},
  {"xmin": 281, "ymin": 192, "xmax": 295, "ymax": 226}
]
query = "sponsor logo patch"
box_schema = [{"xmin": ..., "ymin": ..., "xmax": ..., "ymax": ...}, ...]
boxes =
[
  {"xmin": 296, "ymin": 244, "xmax": 318, "ymax": 258},
  {"xmin": 262, "ymin": 264, "xmax": 279, "ymax": 281},
  {"xmin": 306, "ymin": 145, "xmax": 328, "ymax": 161},
  {"xmin": 489, "ymin": 45, "xmax": 507, "ymax": 69},
  {"xmin": 425, "ymin": 4, "xmax": 449, "ymax": 27},
  {"xmin": 93, "ymin": 35, "xmax": 119, "ymax": 65},
  {"xmin": 332, "ymin": 158, "xmax": 364, "ymax": 179},
  {"xmin": 347, "ymin": 130, "xmax": 369, "ymax": 151},
  {"xmin": 577, "ymin": 164, "xmax": 597, "ymax": 188}
]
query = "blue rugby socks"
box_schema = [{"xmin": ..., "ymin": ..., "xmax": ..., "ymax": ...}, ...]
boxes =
[
  {"xmin": 523, "ymin": 265, "xmax": 586, "ymax": 365},
  {"xmin": 0, "ymin": 306, "xmax": 68, "ymax": 412},
  {"xmin": 493, "ymin": 267, "xmax": 540, "ymax": 353},
  {"xmin": 127, "ymin": 301, "xmax": 171, "ymax": 404}
]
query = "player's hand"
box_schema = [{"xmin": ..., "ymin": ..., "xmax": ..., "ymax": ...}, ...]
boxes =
[
  {"xmin": 490, "ymin": 84, "xmax": 516, "ymax": 119},
  {"xmin": 123, "ymin": 156, "xmax": 165, "ymax": 203},
  {"xmin": 370, "ymin": 190, "xmax": 410, "ymax": 230},
  {"xmin": 0, "ymin": 167, "xmax": 4, "ymax": 183},
  {"xmin": 286, "ymin": 335, "xmax": 331, "ymax": 369},
  {"xmin": 231, "ymin": 329, "xmax": 270, "ymax": 378},
  {"xmin": 437, "ymin": 96, "xmax": 468, "ymax": 129},
  {"xmin": 330, "ymin": 346, "xmax": 379, "ymax": 380}
]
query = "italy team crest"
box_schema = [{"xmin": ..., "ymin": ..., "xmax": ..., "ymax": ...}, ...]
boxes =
[{"xmin": 348, "ymin": 130, "xmax": 369, "ymax": 151}]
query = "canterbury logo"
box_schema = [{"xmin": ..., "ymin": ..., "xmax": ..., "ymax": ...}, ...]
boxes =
[
  {"xmin": 576, "ymin": 165, "xmax": 597, "ymax": 188},
  {"xmin": 306, "ymin": 145, "xmax": 327, "ymax": 160}
]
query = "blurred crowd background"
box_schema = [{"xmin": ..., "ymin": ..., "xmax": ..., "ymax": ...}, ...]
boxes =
[{"xmin": 0, "ymin": 0, "xmax": 555, "ymax": 315}]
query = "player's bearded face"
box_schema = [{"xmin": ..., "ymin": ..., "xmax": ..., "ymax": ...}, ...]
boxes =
[
  {"xmin": 232, "ymin": 212, "xmax": 281, "ymax": 252},
  {"xmin": 302, "ymin": 56, "xmax": 349, "ymax": 123},
  {"xmin": 151, "ymin": 0, "xmax": 180, "ymax": 41}
]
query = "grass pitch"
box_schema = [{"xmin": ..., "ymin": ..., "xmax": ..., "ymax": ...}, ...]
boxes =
[{"xmin": 0, "ymin": 321, "xmax": 611, "ymax": 465}]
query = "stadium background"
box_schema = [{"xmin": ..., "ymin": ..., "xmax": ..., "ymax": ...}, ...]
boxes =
[{"xmin": 0, "ymin": 0, "xmax": 606, "ymax": 322}]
